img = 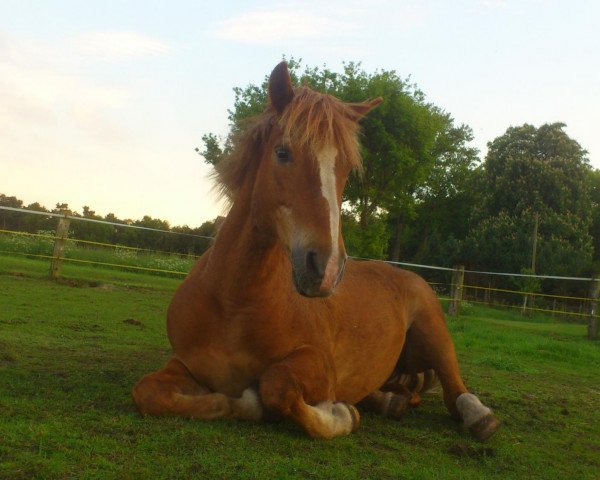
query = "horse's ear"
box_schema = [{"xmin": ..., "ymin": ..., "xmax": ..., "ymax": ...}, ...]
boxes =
[
  {"xmin": 269, "ymin": 61, "xmax": 294, "ymax": 114},
  {"xmin": 348, "ymin": 97, "xmax": 383, "ymax": 120}
]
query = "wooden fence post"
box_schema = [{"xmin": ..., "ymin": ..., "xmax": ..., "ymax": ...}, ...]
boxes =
[
  {"xmin": 587, "ymin": 275, "xmax": 600, "ymax": 340},
  {"xmin": 448, "ymin": 265, "xmax": 465, "ymax": 316},
  {"xmin": 50, "ymin": 214, "xmax": 70, "ymax": 280}
]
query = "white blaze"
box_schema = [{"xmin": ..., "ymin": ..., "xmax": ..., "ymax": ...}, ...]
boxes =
[{"xmin": 317, "ymin": 146, "xmax": 340, "ymax": 290}]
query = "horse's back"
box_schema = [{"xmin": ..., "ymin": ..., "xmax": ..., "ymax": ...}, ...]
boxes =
[{"xmin": 341, "ymin": 259, "xmax": 441, "ymax": 315}]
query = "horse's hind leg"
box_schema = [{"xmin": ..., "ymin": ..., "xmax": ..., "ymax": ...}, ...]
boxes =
[
  {"xmin": 401, "ymin": 309, "xmax": 499, "ymax": 441},
  {"xmin": 132, "ymin": 357, "xmax": 263, "ymax": 421},
  {"xmin": 259, "ymin": 345, "xmax": 359, "ymax": 439},
  {"xmin": 359, "ymin": 372, "xmax": 434, "ymax": 419},
  {"xmin": 360, "ymin": 390, "xmax": 413, "ymax": 419}
]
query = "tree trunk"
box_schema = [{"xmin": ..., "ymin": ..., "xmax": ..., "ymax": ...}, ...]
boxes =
[
  {"xmin": 359, "ymin": 199, "xmax": 369, "ymax": 229},
  {"xmin": 521, "ymin": 294, "xmax": 528, "ymax": 315},
  {"xmin": 390, "ymin": 215, "xmax": 402, "ymax": 262}
]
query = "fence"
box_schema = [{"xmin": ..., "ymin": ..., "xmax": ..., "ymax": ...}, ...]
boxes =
[
  {"xmin": 1, "ymin": 206, "xmax": 599, "ymax": 338},
  {"xmin": 0, "ymin": 205, "xmax": 212, "ymax": 278}
]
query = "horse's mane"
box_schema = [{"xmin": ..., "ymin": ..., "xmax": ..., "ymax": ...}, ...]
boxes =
[{"xmin": 214, "ymin": 87, "xmax": 363, "ymax": 199}]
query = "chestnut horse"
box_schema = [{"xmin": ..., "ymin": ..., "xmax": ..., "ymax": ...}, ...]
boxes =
[{"xmin": 133, "ymin": 62, "xmax": 499, "ymax": 441}]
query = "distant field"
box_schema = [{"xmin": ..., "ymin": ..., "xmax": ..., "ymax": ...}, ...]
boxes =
[
  {"xmin": 1, "ymin": 254, "xmax": 599, "ymax": 479},
  {"xmin": 0, "ymin": 232, "xmax": 196, "ymax": 277}
]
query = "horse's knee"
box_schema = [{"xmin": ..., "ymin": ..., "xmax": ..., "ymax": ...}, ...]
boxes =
[
  {"xmin": 259, "ymin": 364, "xmax": 301, "ymax": 414},
  {"xmin": 259, "ymin": 346, "xmax": 334, "ymax": 414},
  {"xmin": 132, "ymin": 372, "xmax": 172, "ymax": 416}
]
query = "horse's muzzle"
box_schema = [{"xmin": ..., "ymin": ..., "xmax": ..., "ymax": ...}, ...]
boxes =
[{"xmin": 291, "ymin": 247, "xmax": 346, "ymax": 297}]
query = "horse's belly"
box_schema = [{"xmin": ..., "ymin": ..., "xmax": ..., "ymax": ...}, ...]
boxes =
[
  {"xmin": 334, "ymin": 343, "xmax": 405, "ymax": 403},
  {"xmin": 332, "ymin": 311, "xmax": 408, "ymax": 403}
]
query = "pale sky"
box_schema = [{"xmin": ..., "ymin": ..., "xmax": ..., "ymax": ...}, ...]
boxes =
[{"xmin": 1, "ymin": 0, "xmax": 598, "ymax": 227}]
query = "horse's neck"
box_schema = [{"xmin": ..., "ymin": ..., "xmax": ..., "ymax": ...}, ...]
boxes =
[{"xmin": 206, "ymin": 191, "xmax": 288, "ymax": 302}]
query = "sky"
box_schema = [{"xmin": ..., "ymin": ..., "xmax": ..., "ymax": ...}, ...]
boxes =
[{"xmin": 1, "ymin": 0, "xmax": 598, "ymax": 227}]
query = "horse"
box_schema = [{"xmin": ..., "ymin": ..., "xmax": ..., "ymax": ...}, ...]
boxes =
[{"xmin": 132, "ymin": 61, "xmax": 499, "ymax": 441}]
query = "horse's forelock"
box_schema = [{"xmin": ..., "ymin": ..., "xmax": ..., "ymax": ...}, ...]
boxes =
[
  {"xmin": 280, "ymin": 88, "xmax": 362, "ymax": 172},
  {"xmin": 214, "ymin": 87, "xmax": 362, "ymax": 200}
]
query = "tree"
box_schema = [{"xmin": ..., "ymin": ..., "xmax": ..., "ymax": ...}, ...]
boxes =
[
  {"xmin": 397, "ymin": 127, "xmax": 481, "ymax": 266},
  {"xmin": 198, "ymin": 59, "xmax": 479, "ymax": 260},
  {"xmin": 466, "ymin": 123, "xmax": 593, "ymax": 277},
  {"xmin": 589, "ymin": 169, "xmax": 600, "ymax": 265},
  {"xmin": 483, "ymin": 123, "xmax": 590, "ymax": 218},
  {"xmin": 513, "ymin": 267, "xmax": 541, "ymax": 315},
  {"xmin": 72, "ymin": 206, "xmax": 113, "ymax": 243},
  {"xmin": 21, "ymin": 202, "xmax": 52, "ymax": 233},
  {"xmin": 0, "ymin": 194, "xmax": 24, "ymax": 230},
  {"xmin": 0, "ymin": 193, "xmax": 218, "ymax": 257}
]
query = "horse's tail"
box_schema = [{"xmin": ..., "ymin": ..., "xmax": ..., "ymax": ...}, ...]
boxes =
[{"xmin": 383, "ymin": 369, "xmax": 439, "ymax": 395}]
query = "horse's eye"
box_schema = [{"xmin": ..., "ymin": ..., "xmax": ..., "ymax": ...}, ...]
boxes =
[{"xmin": 275, "ymin": 146, "xmax": 291, "ymax": 164}]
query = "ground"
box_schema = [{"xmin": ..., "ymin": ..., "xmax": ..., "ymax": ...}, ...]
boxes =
[{"xmin": 0, "ymin": 255, "xmax": 599, "ymax": 479}]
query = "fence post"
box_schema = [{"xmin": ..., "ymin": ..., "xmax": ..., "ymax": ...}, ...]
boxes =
[
  {"xmin": 448, "ymin": 265, "xmax": 465, "ymax": 316},
  {"xmin": 484, "ymin": 280, "xmax": 491, "ymax": 305},
  {"xmin": 50, "ymin": 214, "xmax": 70, "ymax": 280},
  {"xmin": 587, "ymin": 275, "xmax": 600, "ymax": 340}
]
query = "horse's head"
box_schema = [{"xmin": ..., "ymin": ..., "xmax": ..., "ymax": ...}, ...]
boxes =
[
  {"xmin": 266, "ymin": 62, "xmax": 382, "ymax": 297},
  {"xmin": 217, "ymin": 62, "xmax": 381, "ymax": 297}
]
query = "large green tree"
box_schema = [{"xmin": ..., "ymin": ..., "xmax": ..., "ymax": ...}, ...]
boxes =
[
  {"xmin": 397, "ymin": 126, "xmax": 481, "ymax": 266},
  {"xmin": 466, "ymin": 123, "xmax": 593, "ymax": 276},
  {"xmin": 589, "ymin": 168, "xmax": 600, "ymax": 265},
  {"xmin": 198, "ymin": 59, "xmax": 478, "ymax": 259}
]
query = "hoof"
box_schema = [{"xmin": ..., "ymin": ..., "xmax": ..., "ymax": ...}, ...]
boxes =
[
  {"xmin": 347, "ymin": 403, "xmax": 361, "ymax": 432},
  {"xmin": 336, "ymin": 401, "xmax": 361, "ymax": 432},
  {"xmin": 387, "ymin": 393, "xmax": 409, "ymax": 419},
  {"xmin": 469, "ymin": 413, "xmax": 500, "ymax": 442}
]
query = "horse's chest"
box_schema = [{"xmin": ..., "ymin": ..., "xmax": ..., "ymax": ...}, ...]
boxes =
[
  {"xmin": 180, "ymin": 323, "xmax": 269, "ymax": 397},
  {"xmin": 170, "ymin": 300, "xmax": 309, "ymax": 397},
  {"xmin": 190, "ymin": 347, "xmax": 261, "ymax": 396}
]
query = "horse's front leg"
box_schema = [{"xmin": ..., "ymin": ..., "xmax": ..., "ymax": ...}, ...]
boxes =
[
  {"xmin": 259, "ymin": 345, "xmax": 360, "ymax": 439},
  {"xmin": 132, "ymin": 357, "xmax": 263, "ymax": 421}
]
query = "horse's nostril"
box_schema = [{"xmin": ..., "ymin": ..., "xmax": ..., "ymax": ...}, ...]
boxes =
[{"xmin": 306, "ymin": 251, "xmax": 324, "ymax": 280}]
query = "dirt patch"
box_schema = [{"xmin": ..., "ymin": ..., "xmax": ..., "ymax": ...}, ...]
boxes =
[
  {"xmin": 448, "ymin": 442, "xmax": 495, "ymax": 459},
  {"xmin": 0, "ymin": 318, "xmax": 27, "ymax": 325},
  {"xmin": 123, "ymin": 318, "xmax": 143, "ymax": 327},
  {"xmin": 0, "ymin": 352, "xmax": 17, "ymax": 365},
  {"xmin": 1, "ymin": 271, "xmax": 26, "ymax": 277},
  {"xmin": 56, "ymin": 278, "xmax": 101, "ymax": 288},
  {"xmin": 67, "ymin": 323, "xmax": 104, "ymax": 332},
  {"xmin": 359, "ymin": 439, "xmax": 399, "ymax": 453}
]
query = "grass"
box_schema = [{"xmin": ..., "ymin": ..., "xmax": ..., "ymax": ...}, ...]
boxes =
[{"xmin": 0, "ymin": 254, "xmax": 599, "ymax": 479}]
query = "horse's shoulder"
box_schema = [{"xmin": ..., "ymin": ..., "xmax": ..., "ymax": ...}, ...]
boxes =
[{"xmin": 168, "ymin": 249, "xmax": 215, "ymax": 318}]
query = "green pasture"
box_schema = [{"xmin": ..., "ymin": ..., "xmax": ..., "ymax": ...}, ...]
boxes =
[
  {"xmin": 0, "ymin": 254, "xmax": 599, "ymax": 479},
  {"xmin": 0, "ymin": 232, "xmax": 196, "ymax": 277}
]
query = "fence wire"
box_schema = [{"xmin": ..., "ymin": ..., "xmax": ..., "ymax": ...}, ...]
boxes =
[{"xmin": 0, "ymin": 206, "xmax": 598, "ymax": 321}]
